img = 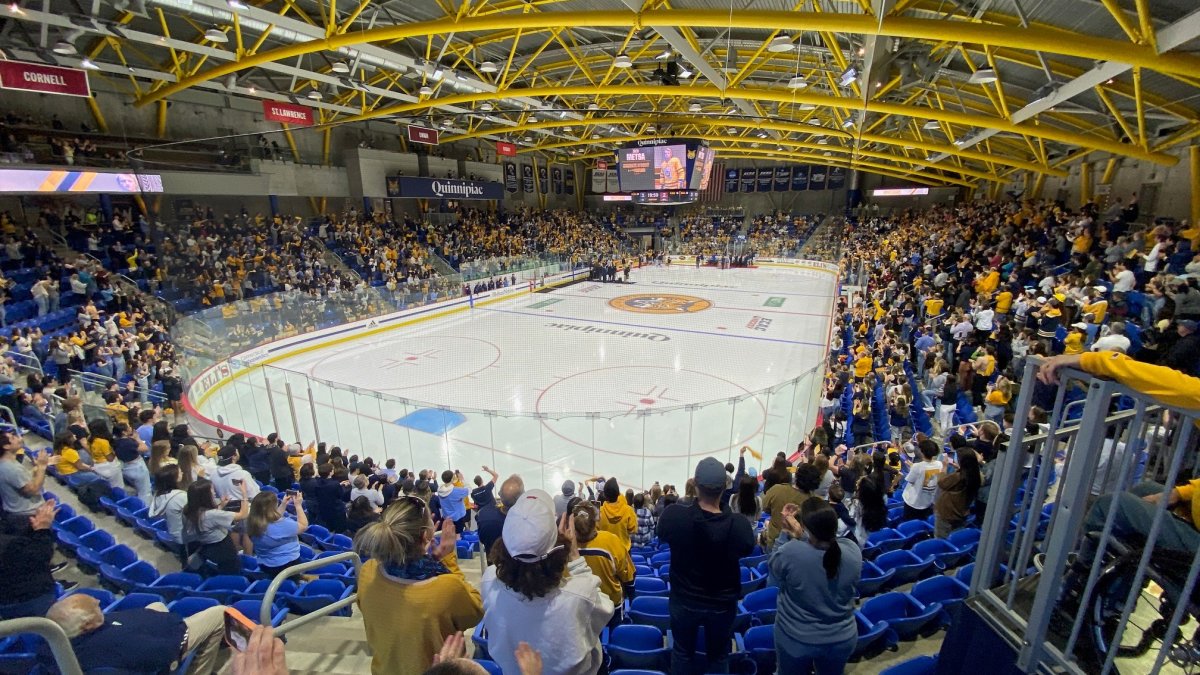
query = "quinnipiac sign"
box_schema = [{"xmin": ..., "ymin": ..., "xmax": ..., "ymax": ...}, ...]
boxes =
[{"xmin": 386, "ymin": 176, "xmax": 504, "ymax": 200}]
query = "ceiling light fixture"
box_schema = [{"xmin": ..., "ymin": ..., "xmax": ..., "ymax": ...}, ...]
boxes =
[
  {"xmin": 480, "ymin": 61, "xmax": 498, "ymax": 73},
  {"xmin": 768, "ymin": 34, "xmax": 794, "ymax": 53},
  {"xmin": 787, "ymin": 76, "xmax": 808, "ymax": 89},
  {"xmin": 842, "ymin": 119, "xmax": 855, "ymax": 128},
  {"xmin": 227, "ymin": 0, "xmax": 246, "ymax": 9},
  {"xmin": 679, "ymin": 68, "xmax": 693, "ymax": 79},
  {"xmin": 656, "ymin": 48, "xmax": 673, "ymax": 61},
  {"xmin": 798, "ymin": 103, "xmax": 817, "ymax": 111},
  {"xmin": 247, "ymin": 85, "xmax": 256, "ymax": 94},
  {"xmin": 307, "ymin": 89, "xmax": 322, "ymax": 100},
  {"xmin": 79, "ymin": 58, "xmax": 99, "ymax": 70},
  {"xmin": 646, "ymin": 125, "xmax": 657, "ymax": 133},
  {"xmin": 528, "ymin": 114, "xmax": 538, "ymax": 123},
  {"xmin": 838, "ymin": 67, "xmax": 857, "ymax": 87},
  {"xmin": 52, "ymin": 39, "xmax": 76, "ymax": 55},
  {"xmin": 330, "ymin": 60, "xmax": 350, "ymax": 74},
  {"xmin": 614, "ymin": 53, "xmax": 632, "ymax": 68},
  {"xmin": 479, "ymin": 102, "xmax": 493, "ymax": 112},
  {"xmin": 419, "ymin": 85, "xmax": 433, "ymax": 96},
  {"xmin": 922, "ymin": 120, "xmax": 940, "ymax": 130},
  {"xmin": 204, "ymin": 28, "xmax": 228, "ymax": 42},
  {"xmin": 592, "ymin": 133, "xmax": 601, "ymax": 139},
  {"xmin": 688, "ymin": 102, "xmax": 702, "ymax": 112},
  {"xmin": 587, "ymin": 102, "xmax": 599, "ymax": 111},
  {"xmin": 968, "ymin": 68, "xmax": 997, "ymax": 84}
]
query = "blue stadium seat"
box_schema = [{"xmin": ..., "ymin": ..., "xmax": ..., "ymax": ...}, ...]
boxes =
[
  {"xmin": 894, "ymin": 520, "xmax": 934, "ymax": 547},
  {"xmin": 167, "ymin": 597, "xmax": 220, "ymax": 618},
  {"xmin": 633, "ymin": 576, "xmax": 669, "ymax": 598},
  {"xmin": 857, "ymin": 561, "xmax": 896, "ymax": 597},
  {"xmin": 77, "ymin": 543, "xmax": 137, "ymax": 575},
  {"xmin": 607, "ymin": 624, "xmax": 670, "ymax": 672},
  {"xmin": 471, "ymin": 624, "xmax": 491, "ymax": 661},
  {"xmin": 146, "ymin": 572, "xmax": 204, "ymax": 602},
  {"xmin": 196, "ymin": 576, "xmax": 250, "ymax": 604},
  {"xmin": 230, "ymin": 599, "xmax": 288, "ymax": 627},
  {"xmin": 873, "ymin": 550, "xmax": 937, "ymax": 586},
  {"xmin": 741, "ymin": 586, "xmax": 778, "ymax": 625},
  {"xmin": 910, "ymin": 538, "xmax": 966, "ymax": 570},
  {"xmin": 298, "ymin": 524, "xmax": 332, "ymax": 547},
  {"xmin": 741, "ymin": 624, "xmax": 776, "ymax": 673},
  {"xmin": 946, "ymin": 528, "xmax": 981, "ymax": 558},
  {"xmin": 628, "ymin": 596, "xmax": 672, "ymax": 632},
  {"xmin": 104, "ymin": 593, "xmax": 165, "ymax": 613},
  {"xmin": 910, "ymin": 576, "xmax": 970, "ymax": 624},
  {"xmin": 100, "ymin": 561, "xmax": 158, "ymax": 594},
  {"xmin": 738, "ymin": 566, "xmax": 765, "ymax": 597},
  {"xmin": 77, "ymin": 529, "xmax": 116, "ymax": 553},
  {"xmin": 287, "ymin": 579, "xmax": 349, "ymax": 615},
  {"xmin": 860, "ymin": 593, "xmax": 942, "ymax": 641},
  {"xmin": 866, "ymin": 528, "xmax": 906, "ymax": 555},
  {"xmin": 851, "ymin": 612, "xmax": 896, "ymax": 661}
]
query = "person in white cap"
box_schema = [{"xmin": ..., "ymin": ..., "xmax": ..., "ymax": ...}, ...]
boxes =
[
  {"xmin": 481, "ymin": 489, "xmax": 613, "ymax": 675},
  {"xmin": 1091, "ymin": 321, "xmax": 1130, "ymax": 354}
]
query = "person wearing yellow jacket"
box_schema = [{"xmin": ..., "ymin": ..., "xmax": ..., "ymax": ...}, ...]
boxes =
[
  {"xmin": 572, "ymin": 502, "xmax": 635, "ymax": 625},
  {"xmin": 1038, "ymin": 350, "xmax": 1200, "ymax": 410},
  {"xmin": 597, "ymin": 478, "xmax": 637, "ymax": 551},
  {"xmin": 354, "ymin": 499, "xmax": 483, "ymax": 675}
]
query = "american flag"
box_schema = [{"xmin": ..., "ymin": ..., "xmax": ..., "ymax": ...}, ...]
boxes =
[{"xmin": 700, "ymin": 160, "xmax": 725, "ymax": 202}]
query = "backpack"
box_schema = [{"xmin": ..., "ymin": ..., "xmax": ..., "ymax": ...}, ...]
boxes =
[{"xmin": 77, "ymin": 479, "xmax": 112, "ymax": 511}]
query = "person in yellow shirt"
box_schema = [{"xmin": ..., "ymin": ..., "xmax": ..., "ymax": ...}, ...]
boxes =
[
  {"xmin": 354, "ymin": 498, "xmax": 483, "ymax": 675},
  {"xmin": 572, "ymin": 502, "xmax": 634, "ymax": 625},
  {"xmin": 597, "ymin": 478, "xmax": 637, "ymax": 551},
  {"xmin": 657, "ymin": 146, "xmax": 686, "ymax": 189},
  {"xmin": 854, "ymin": 351, "xmax": 873, "ymax": 380},
  {"xmin": 975, "ymin": 268, "xmax": 1000, "ymax": 296},
  {"xmin": 924, "ymin": 296, "xmax": 945, "ymax": 319},
  {"xmin": 982, "ymin": 376, "xmax": 1012, "ymax": 423},
  {"xmin": 994, "ymin": 289, "xmax": 1014, "ymax": 318},
  {"xmin": 1081, "ymin": 287, "xmax": 1108, "ymax": 324},
  {"xmin": 1063, "ymin": 323, "xmax": 1087, "ymax": 355}
]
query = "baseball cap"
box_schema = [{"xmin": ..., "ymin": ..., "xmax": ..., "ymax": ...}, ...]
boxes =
[
  {"xmin": 502, "ymin": 489, "xmax": 563, "ymax": 562},
  {"xmin": 1071, "ymin": 322, "xmax": 1088, "ymax": 329},
  {"xmin": 1181, "ymin": 319, "xmax": 1199, "ymax": 332},
  {"xmin": 694, "ymin": 457, "xmax": 727, "ymax": 490}
]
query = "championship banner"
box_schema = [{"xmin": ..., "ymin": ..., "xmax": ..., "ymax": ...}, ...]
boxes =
[
  {"xmin": 261, "ymin": 100, "xmax": 314, "ymax": 127},
  {"xmin": 828, "ymin": 166, "xmax": 847, "ymax": 190},
  {"xmin": 756, "ymin": 167, "xmax": 773, "ymax": 192},
  {"xmin": 496, "ymin": 141, "xmax": 517, "ymax": 157},
  {"xmin": 0, "ymin": 61, "xmax": 89, "ymax": 97},
  {"xmin": 552, "ymin": 167, "xmax": 563, "ymax": 194},
  {"xmin": 740, "ymin": 167, "xmax": 756, "ymax": 193},
  {"xmin": 791, "ymin": 165, "xmax": 809, "ymax": 191},
  {"xmin": 809, "ymin": 166, "xmax": 828, "ymax": 191},
  {"xmin": 564, "ymin": 168, "xmax": 575, "ymax": 195},
  {"xmin": 539, "ymin": 166, "xmax": 550, "ymax": 194},
  {"xmin": 521, "ymin": 163, "xmax": 534, "ymax": 193},
  {"xmin": 503, "ymin": 162, "xmax": 518, "ymax": 193},
  {"xmin": 604, "ymin": 169, "xmax": 618, "ymax": 193},
  {"xmin": 773, "ymin": 166, "xmax": 790, "ymax": 192},
  {"xmin": 591, "ymin": 169, "xmax": 607, "ymax": 193},
  {"xmin": 724, "ymin": 168, "xmax": 740, "ymax": 193}
]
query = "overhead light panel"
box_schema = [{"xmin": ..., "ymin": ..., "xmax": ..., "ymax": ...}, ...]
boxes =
[
  {"xmin": 646, "ymin": 125, "xmax": 657, "ymax": 133},
  {"xmin": 798, "ymin": 103, "xmax": 817, "ymax": 111},
  {"xmin": 331, "ymin": 60, "xmax": 350, "ymax": 74},
  {"xmin": 656, "ymin": 48, "xmax": 673, "ymax": 61},
  {"xmin": 419, "ymin": 84, "xmax": 433, "ymax": 96},
  {"xmin": 968, "ymin": 68, "xmax": 997, "ymax": 84},
  {"xmin": 52, "ymin": 39, "xmax": 76, "ymax": 55},
  {"xmin": 479, "ymin": 102, "xmax": 493, "ymax": 112},
  {"xmin": 528, "ymin": 114, "xmax": 538, "ymax": 123},
  {"xmin": 431, "ymin": 67, "xmax": 444, "ymax": 80},
  {"xmin": 79, "ymin": 58, "xmax": 99, "ymax": 70},
  {"xmin": 205, "ymin": 27, "xmax": 227, "ymax": 42},
  {"xmin": 614, "ymin": 53, "xmax": 632, "ymax": 68},
  {"xmin": 592, "ymin": 133, "xmax": 601, "ymax": 139},
  {"xmin": 922, "ymin": 120, "xmax": 940, "ymax": 130},
  {"xmin": 226, "ymin": 0, "xmax": 246, "ymax": 8},
  {"xmin": 768, "ymin": 35, "xmax": 794, "ymax": 53},
  {"xmin": 480, "ymin": 61, "xmax": 498, "ymax": 73},
  {"xmin": 679, "ymin": 68, "xmax": 693, "ymax": 79},
  {"xmin": 307, "ymin": 89, "xmax": 322, "ymax": 100},
  {"xmin": 842, "ymin": 119, "xmax": 855, "ymax": 128},
  {"xmin": 787, "ymin": 76, "xmax": 808, "ymax": 89},
  {"xmin": 587, "ymin": 102, "xmax": 599, "ymax": 111},
  {"xmin": 688, "ymin": 102, "xmax": 702, "ymax": 112},
  {"xmin": 838, "ymin": 67, "xmax": 857, "ymax": 87}
]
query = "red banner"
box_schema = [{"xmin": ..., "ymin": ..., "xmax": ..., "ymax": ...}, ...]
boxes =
[
  {"xmin": 596, "ymin": 160, "xmax": 607, "ymax": 170},
  {"xmin": 496, "ymin": 141, "xmax": 516, "ymax": 157},
  {"xmin": 0, "ymin": 61, "xmax": 90, "ymax": 98},
  {"xmin": 262, "ymin": 100, "xmax": 314, "ymax": 127},
  {"xmin": 407, "ymin": 125, "xmax": 439, "ymax": 145}
]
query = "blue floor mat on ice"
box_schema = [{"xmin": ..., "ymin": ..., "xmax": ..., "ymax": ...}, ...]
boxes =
[{"xmin": 394, "ymin": 408, "xmax": 467, "ymax": 435}]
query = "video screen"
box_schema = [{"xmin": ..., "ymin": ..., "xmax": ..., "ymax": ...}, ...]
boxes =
[
  {"xmin": 653, "ymin": 144, "xmax": 687, "ymax": 190},
  {"xmin": 0, "ymin": 169, "xmax": 164, "ymax": 193},
  {"xmin": 617, "ymin": 146, "xmax": 654, "ymax": 192},
  {"xmin": 690, "ymin": 145, "xmax": 715, "ymax": 191}
]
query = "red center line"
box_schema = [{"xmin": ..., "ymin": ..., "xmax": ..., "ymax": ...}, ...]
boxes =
[{"xmin": 543, "ymin": 291, "xmax": 830, "ymax": 317}]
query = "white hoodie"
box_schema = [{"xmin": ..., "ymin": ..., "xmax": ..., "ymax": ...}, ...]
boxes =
[
  {"xmin": 481, "ymin": 557, "xmax": 613, "ymax": 675},
  {"xmin": 210, "ymin": 463, "xmax": 260, "ymax": 501}
]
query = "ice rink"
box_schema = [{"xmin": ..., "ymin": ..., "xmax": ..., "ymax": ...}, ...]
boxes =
[{"xmin": 197, "ymin": 264, "xmax": 838, "ymax": 491}]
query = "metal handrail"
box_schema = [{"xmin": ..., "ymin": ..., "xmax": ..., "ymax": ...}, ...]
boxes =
[
  {"xmin": 0, "ymin": 616, "xmax": 83, "ymax": 675},
  {"xmin": 261, "ymin": 550, "xmax": 362, "ymax": 633}
]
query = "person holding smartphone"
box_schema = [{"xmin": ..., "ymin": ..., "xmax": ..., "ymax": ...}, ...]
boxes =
[
  {"xmin": 246, "ymin": 491, "xmax": 308, "ymax": 578},
  {"xmin": 183, "ymin": 478, "xmax": 249, "ymax": 575}
]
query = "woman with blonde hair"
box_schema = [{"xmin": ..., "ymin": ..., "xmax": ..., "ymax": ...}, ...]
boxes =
[
  {"xmin": 176, "ymin": 444, "xmax": 203, "ymax": 491},
  {"xmin": 572, "ymin": 502, "xmax": 634, "ymax": 626},
  {"xmin": 354, "ymin": 497, "xmax": 482, "ymax": 674},
  {"xmin": 148, "ymin": 440, "xmax": 175, "ymax": 476},
  {"xmin": 246, "ymin": 491, "xmax": 308, "ymax": 578}
]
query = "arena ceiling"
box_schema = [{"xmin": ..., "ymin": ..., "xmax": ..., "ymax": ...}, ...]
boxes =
[{"xmin": 3, "ymin": 0, "xmax": 1200, "ymax": 188}]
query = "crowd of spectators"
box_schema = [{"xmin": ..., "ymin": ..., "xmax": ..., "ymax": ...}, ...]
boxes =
[{"xmin": 668, "ymin": 212, "xmax": 810, "ymax": 258}]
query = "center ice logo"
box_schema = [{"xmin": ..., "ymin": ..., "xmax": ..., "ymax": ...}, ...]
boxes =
[{"xmin": 608, "ymin": 293, "xmax": 713, "ymax": 314}]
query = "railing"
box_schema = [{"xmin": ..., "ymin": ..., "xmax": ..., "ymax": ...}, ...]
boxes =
[
  {"xmin": 6, "ymin": 351, "xmax": 44, "ymax": 378},
  {"xmin": 262, "ymin": 551, "xmax": 362, "ymax": 633},
  {"xmin": 969, "ymin": 356, "xmax": 1200, "ymax": 674},
  {"xmin": 0, "ymin": 617, "xmax": 83, "ymax": 675}
]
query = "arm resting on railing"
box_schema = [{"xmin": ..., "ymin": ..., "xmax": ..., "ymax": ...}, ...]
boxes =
[{"xmin": 1039, "ymin": 351, "xmax": 1200, "ymax": 411}]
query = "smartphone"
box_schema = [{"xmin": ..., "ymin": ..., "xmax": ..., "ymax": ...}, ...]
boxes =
[
  {"xmin": 223, "ymin": 607, "xmax": 256, "ymax": 651},
  {"xmin": 285, "ymin": 489, "xmax": 298, "ymax": 496}
]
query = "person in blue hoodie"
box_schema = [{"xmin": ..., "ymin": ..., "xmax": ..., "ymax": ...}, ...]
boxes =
[{"xmin": 438, "ymin": 469, "xmax": 471, "ymax": 533}]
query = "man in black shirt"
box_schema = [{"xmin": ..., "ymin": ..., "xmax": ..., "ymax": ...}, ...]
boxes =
[
  {"xmin": 657, "ymin": 457, "xmax": 756, "ymax": 675},
  {"xmin": 0, "ymin": 501, "xmax": 71, "ymax": 619}
]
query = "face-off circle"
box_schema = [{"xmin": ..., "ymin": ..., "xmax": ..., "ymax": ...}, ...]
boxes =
[
  {"xmin": 608, "ymin": 293, "xmax": 713, "ymax": 314},
  {"xmin": 536, "ymin": 365, "xmax": 767, "ymax": 456},
  {"xmin": 306, "ymin": 335, "xmax": 501, "ymax": 391}
]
